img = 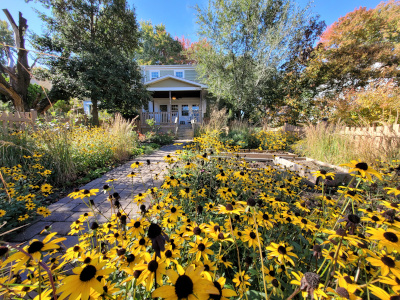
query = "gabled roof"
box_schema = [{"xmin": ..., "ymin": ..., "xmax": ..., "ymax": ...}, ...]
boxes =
[{"xmin": 145, "ymin": 75, "xmax": 207, "ymax": 89}]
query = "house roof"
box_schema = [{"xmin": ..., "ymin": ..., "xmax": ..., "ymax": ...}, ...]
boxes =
[{"xmin": 145, "ymin": 75, "xmax": 207, "ymax": 91}]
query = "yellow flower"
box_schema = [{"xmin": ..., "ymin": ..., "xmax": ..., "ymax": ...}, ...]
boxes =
[
  {"xmin": 0, "ymin": 210, "xmax": 6, "ymax": 217},
  {"xmin": 152, "ymin": 265, "xmax": 219, "ymax": 300},
  {"xmin": 340, "ymin": 160, "xmax": 382, "ymax": 181}
]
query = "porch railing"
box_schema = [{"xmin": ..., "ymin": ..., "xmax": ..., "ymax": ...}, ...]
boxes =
[{"xmin": 141, "ymin": 112, "xmax": 179, "ymax": 126}]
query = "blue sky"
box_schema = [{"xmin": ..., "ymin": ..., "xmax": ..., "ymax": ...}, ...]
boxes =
[{"xmin": 6, "ymin": 0, "xmax": 385, "ymax": 46}]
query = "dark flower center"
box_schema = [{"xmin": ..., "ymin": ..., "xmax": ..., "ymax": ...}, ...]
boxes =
[
  {"xmin": 171, "ymin": 207, "xmax": 177, "ymax": 213},
  {"xmin": 344, "ymin": 276, "xmax": 353, "ymax": 284},
  {"xmin": 214, "ymin": 225, "xmax": 221, "ymax": 232},
  {"xmin": 269, "ymin": 270, "xmax": 276, "ymax": 277},
  {"xmin": 390, "ymin": 296, "xmax": 400, "ymax": 300},
  {"xmin": 28, "ymin": 241, "xmax": 44, "ymax": 254},
  {"xmin": 249, "ymin": 232, "xmax": 256, "ymax": 239},
  {"xmin": 277, "ymin": 246, "xmax": 287, "ymax": 255},
  {"xmin": 83, "ymin": 189, "xmax": 90, "ymax": 194},
  {"xmin": 272, "ymin": 279, "xmax": 279, "ymax": 287},
  {"xmin": 210, "ymin": 281, "xmax": 222, "ymax": 300},
  {"xmin": 193, "ymin": 227, "xmax": 201, "ymax": 235},
  {"xmin": 79, "ymin": 265, "xmax": 97, "ymax": 282},
  {"xmin": 319, "ymin": 169, "xmax": 327, "ymax": 175},
  {"xmin": 83, "ymin": 257, "xmax": 92, "ymax": 264},
  {"xmin": 371, "ymin": 216, "xmax": 380, "ymax": 222},
  {"xmin": 240, "ymin": 172, "xmax": 244, "ymax": 176},
  {"xmin": 147, "ymin": 260, "xmax": 158, "ymax": 272},
  {"xmin": 348, "ymin": 214, "xmax": 360, "ymax": 224},
  {"xmin": 73, "ymin": 246, "xmax": 81, "ymax": 252},
  {"xmin": 382, "ymin": 256, "xmax": 396, "ymax": 268},
  {"xmin": 225, "ymin": 204, "xmax": 233, "ymax": 211},
  {"xmin": 263, "ymin": 214, "xmax": 269, "ymax": 220},
  {"xmin": 175, "ymin": 275, "xmax": 194, "ymax": 299},
  {"xmin": 198, "ymin": 243, "xmax": 206, "ymax": 251},
  {"xmin": 148, "ymin": 223, "xmax": 162, "ymax": 239},
  {"xmin": 347, "ymin": 191, "xmax": 356, "ymax": 196},
  {"xmin": 204, "ymin": 264, "xmax": 210, "ymax": 271},
  {"xmin": 355, "ymin": 162, "xmax": 368, "ymax": 171},
  {"xmin": 126, "ymin": 254, "xmax": 135, "ymax": 263},
  {"xmin": 336, "ymin": 287, "xmax": 350, "ymax": 299},
  {"xmin": 0, "ymin": 246, "xmax": 9, "ymax": 257},
  {"xmin": 384, "ymin": 232, "xmax": 398, "ymax": 243},
  {"xmin": 301, "ymin": 219, "xmax": 307, "ymax": 224},
  {"xmin": 165, "ymin": 250, "xmax": 172, "ymax": 258},
  {"xmin": 134, "ymin": 221, "xmax": 141, "ymax": 228},
  {"xmin": 218, "ymin": 233, "xmax": 225, "ymax": 240},
  {"xmin": 139, "ymin": 238, "xmax": 146, "ymax": 245}
]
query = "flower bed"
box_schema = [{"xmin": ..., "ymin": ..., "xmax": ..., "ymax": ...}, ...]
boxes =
[{"xmin": 0, "ymin": 133, "xmax": 400, "ymax": 299}]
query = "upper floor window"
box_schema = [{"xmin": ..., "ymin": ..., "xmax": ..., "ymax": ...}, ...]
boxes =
[
  {"xmin": 175, "ymin": 71, "xmax": 184, "ymax": 78},
  {"xmin": 150, "ymin": 71, "xmax": 159, "ymax": 80}
]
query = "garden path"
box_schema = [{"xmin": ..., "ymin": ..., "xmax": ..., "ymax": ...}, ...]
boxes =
[{"xmin": 8, "ymin": 142, "xmax": 188, "ymax": 248}]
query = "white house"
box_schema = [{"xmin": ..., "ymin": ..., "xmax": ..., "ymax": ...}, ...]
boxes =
[{"xmin": 140, "ymin": 64, "xmax": 207, "ymax": 132}]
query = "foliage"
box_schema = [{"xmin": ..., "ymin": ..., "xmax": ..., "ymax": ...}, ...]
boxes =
[
  {"xmin": 325, "ymin": 79, "xmax": 400, "ymax": 124},
  {"xmin": 0, "ymin": 19, "xmax": 14, "ymax": 66},
  {"xmin": 148, "ymin": 131, "xmax": 175, "ymax": 146},
  {"xmin": 0, "ymin": 116, "xmax": 140, "ymax": 186},
  {"xmin": 32, "ymin": 0, "xmax": 149, "ymax": 124},
  {"xmin": 0, "ymin": 158, "xmax": 52, "ymax": 233},
  {"xmin": 1, "ymin": 133, "xmax": 400, "ymax": 300},
  {"xmin": 137, "ymin": 21, "xmax": 185, "ymax": 65},
  {"xmin": 293, "ymin": 122, "xmax": 400, "ymax": 165},
  {"xmin": 191, "ymin": 0, "xmax": 313, "ymax": 118},
  {"xmin": 305, "ymin": 0, "xmax": 400, "ymax": 96}
]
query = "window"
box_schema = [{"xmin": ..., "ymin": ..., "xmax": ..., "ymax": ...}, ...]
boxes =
[
  {"xmin": 192, "ymin": 105, "xmax": 199, "ymax": 111},
  {"xmin": 175, "ymin": 71, "xmax": 184, "ymax": 78},
  {"xmin": 160, "ymin": 105, "xmax": 168, "ymax": 112},
  {"xmin": 150, "ymin": 71, "xmax": 159, "ymax": 80},
  {"xmin": 171, "ymin": 105, "xmax": 178, "ymax": 111},
  {"xmin": 182, "ymin": 105, "xmax": 189, "ymax": 116}
]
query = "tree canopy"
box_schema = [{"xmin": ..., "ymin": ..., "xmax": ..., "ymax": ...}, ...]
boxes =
[
  {"xmin": 32, "ymin": 0, "xmax": 149, "ymax": 123},
  {"xmin": 191, "ymin": 0, "xmax": 314, "ymax": 119},
  {"xmin": 305, "ymin": 0, "xmax": 400, "ymax": 94},
  {"xmin": 136, "ymin": 21, "xmax": 186, "ymax": 65}
]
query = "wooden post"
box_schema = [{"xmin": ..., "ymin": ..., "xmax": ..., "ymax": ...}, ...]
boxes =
[
  {"xmin": 169, "ymin": 91, "xmax": 172, "ymax": 123},
  {"xmin": 199, "ymin": 89, "xmax": 203, "ymax": 123}
]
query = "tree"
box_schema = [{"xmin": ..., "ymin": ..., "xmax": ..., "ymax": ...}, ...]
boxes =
[
  {"xmin": 0, "ymin": 10, "xmax": 31, "ymax": 112},
  {"xmin": 191, "ymin": 0, "xmax": 312, "ymax": 119},
  {"xmin": 32, "ymin": 0, "xmax": 149, "ymax": 124},
  {"xmin": 305, "ymin": 1, "xmax": 400, "ymax": 95},
  {"xmin": 0, "ymin": 20, "xmax": 14, "ymax": 65},
  {"xmin": 137, "ymin": 21, "xmax": 185, "ymax": 65}
]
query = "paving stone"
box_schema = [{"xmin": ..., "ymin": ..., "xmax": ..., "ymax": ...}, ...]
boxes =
[
  {"xmin": 9, "ymin": 221, "xmax": 53, "ymax": 242},
  {"xmin": 49, "ymin": 222, "xmax": 73, "ymax": 235},
  {"xmin": 11, "ymin": 142, "xmax": 188, "ymax": 243},
  {"xmin": 44, "ymin": 211, "xmax": 74, "ymax": 222}
]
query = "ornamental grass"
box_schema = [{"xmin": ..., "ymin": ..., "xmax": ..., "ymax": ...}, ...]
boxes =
[{"xmin": 0, "ymin": 132, "xmax": 400, "ymax": 299}]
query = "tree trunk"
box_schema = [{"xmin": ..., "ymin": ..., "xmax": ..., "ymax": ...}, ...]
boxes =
[
  {"xmin": 0, "ymin": 10, "xmax": 30, "ymax": 112},
  {"xmin": 92, "ymin": 99, "xmax": 99, "ymax": 126}
]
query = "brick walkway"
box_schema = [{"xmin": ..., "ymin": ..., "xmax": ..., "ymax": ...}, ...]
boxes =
[{"xmin": 8, "ymin": 143, "xmax": 186, "ymax": 248}]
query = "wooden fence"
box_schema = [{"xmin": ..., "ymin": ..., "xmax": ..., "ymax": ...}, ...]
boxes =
[{"xmin": 0, "ymin": 109, "xmax": 37, "ymax": 133}]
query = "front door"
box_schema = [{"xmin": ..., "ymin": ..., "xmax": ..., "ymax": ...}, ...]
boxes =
[{"xmin": 180, "ymin": 105, "xmax": 190, "ymax": 124}]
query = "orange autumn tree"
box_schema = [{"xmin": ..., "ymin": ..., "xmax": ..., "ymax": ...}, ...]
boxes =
[{"xmin": 305, "ymin": 1, "xmax": 400, "ymax": 102}]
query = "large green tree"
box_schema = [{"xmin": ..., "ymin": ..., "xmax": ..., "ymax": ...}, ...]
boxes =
[
  {"xmin": 191, "ymin": 0, "xmax": 312, "ymax": 119},
  {"xmin": 136, "ymin": 21, "xmax": 185, "ymax": 65},
  {"xmin": 32, "ymin": 0, "xmax": 149, "ymax": 123},
  {"xmin": 305, "ymin": 0, "xmax": 400, "ymax": 96},
  {"xmin": 0, "ymin": 20, "xmax": 14, "ymax": 66}
]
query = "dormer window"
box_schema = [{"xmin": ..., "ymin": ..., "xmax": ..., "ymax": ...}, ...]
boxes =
[
  {"xmin": 175, "ymin": 70, "xmax": 184, "ymax": 78},
  {"xmin": 150, "ymin": 71, "xmax": 160, "ymax": 80}
]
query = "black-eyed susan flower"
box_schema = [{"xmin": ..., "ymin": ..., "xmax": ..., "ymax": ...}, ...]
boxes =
[
  {"xmin": 5, "ymin": 233, "xmax": 65, "ymax": 272},
  {"xmin": 152, "ymin": 265, "xmax": 219, "ymax": 300},
  {"xmin": 57, "ymin": 258, "xmax": 114, "ymax": 300},
  {"xmin": 232, "ymin": 271, "xmax": 251, "ymax": 289},
  {"xmin": 385, "ymin": 186, "xmax": 400, "ymax": 196},
  {"xmin": 366, "ymin": 251, "xmax": 400, "ymax": 277},
  {"xmin": 209, "ymin": 277, "xmax": 237, "ymax": 300},
  {"xmin": 311, "ymin": 169, "xmax": 335, "ymax": 180},
  {"xmin": 242, "ymin": 227, "xmax": 263, "ymax": 249},
  {"xmin": 134, "ymin": 253, "xmax": 167, "ymax": 291},
  {"xmin": 341, "ymin": 160, "xmax": 382, "ymax": 181},
  {"xmin": 266, "ymin": 242, "xmax": 298, "ymax": 266},
  {"xmin": 189, "ymin": 238, "xmax": 214, "ymax": 261},
  {"xmin": 131, "ymin": 161, "xmax": 143, "ymax": 169},
  {"xmin": 368, "ymin": 284, "xmax": 400, "ymax": 300},
  {"xmin": 367, "ymin": 227, "xmax": 400, "ymax": 252}
]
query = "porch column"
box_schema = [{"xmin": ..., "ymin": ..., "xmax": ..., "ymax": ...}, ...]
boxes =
[
  {"xmin": 169, "ymin": 91, "xmax": 172, "ymax": 122},
  {"xmin": 200, "ymin": 90, "xmax": 203, "ymax": 122}
]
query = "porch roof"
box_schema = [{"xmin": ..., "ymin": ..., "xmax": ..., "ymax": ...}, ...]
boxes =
[{"xmin": 145, "ymin": 75, "xmax": 207, "ymax": 91}]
